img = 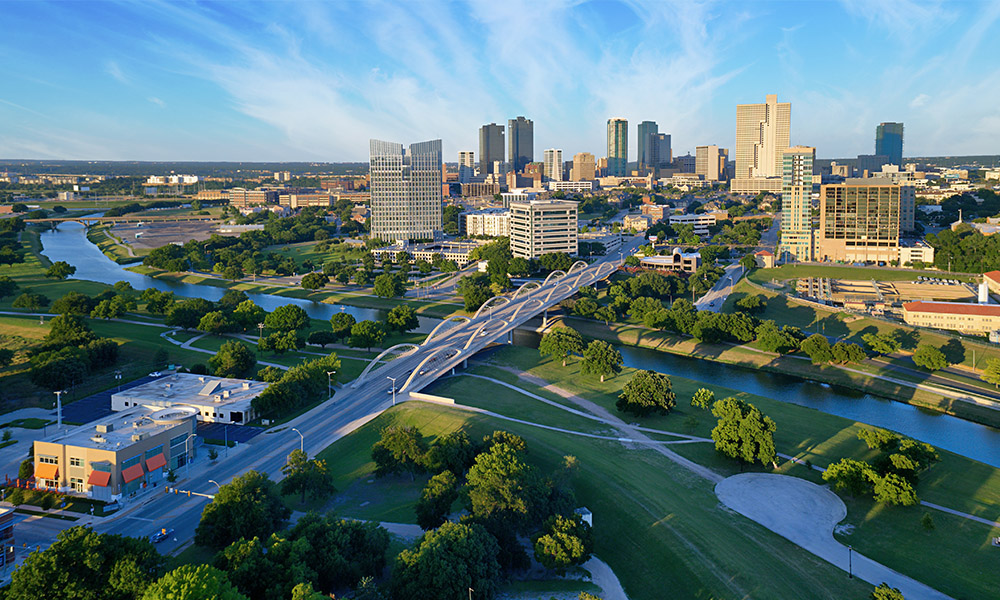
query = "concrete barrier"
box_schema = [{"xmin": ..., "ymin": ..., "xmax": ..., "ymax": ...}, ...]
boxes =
[{"xmin": 407, "ymin": 392, "xmax": 455, "ymax": 405}]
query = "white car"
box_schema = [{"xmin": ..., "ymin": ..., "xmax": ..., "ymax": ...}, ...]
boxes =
[{"xmin": 148, "ymin": 371, "xmax": 162, "ymax": 377}]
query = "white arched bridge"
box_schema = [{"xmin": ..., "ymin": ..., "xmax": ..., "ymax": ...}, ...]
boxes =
[{"xmin": 348, "ymin": 242, "xmax": 641, "ymax": 400}]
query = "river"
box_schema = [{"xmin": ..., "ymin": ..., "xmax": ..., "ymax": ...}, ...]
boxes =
[
  {"xmin": 38, "ymin": 221, "xmax": 438, "ymax": 331},
  {"xmin": 41, "ymin": 222, "xmax": 1000, "ymax": 467}
]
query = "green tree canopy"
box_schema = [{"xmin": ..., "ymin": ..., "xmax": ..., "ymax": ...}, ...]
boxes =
[
  {"xmin": 871, "ymin": 583, "xmax": 905, "ymax": 600},
  {"xmin": 280, "ymin": 449, "xmax": 336, "ymax": 504},
  {"xmin": 912, "ymin": 344, "xmax": 949, "ymax": 371},
  {"xmin": 710, "ymin": 396, "xmax": 777, "ymax": 467},
  {"xmin": 800, "ymin": 333, "xmax": 834, "ymax": 364},
  {"xmin": 373, "ymin": 273, "xmax": 405, "ymax": 298},
  {"xmin": 195, "ymin": 470, "xmax": 290, "ymax": 549},
  {"xmin": 45, "ymin": 260, "xmax": 76, "ymax": 280},
  {"xmin": 616, "ymin": 370, "xmax": 677, "ymax": 417},
  {"xmin": 350, "ymin": 320, "xmax": 385, "ymax": 351},
  {"xmin": 538, "ymin": 326, "xmax": 585, "ymax": 367},
  {"xmin": 263, "ymin": 304, "xmax": 310, "ymax": 332},
  {"xmin": 415, "ymin": 470, "xmax": 459, "ymax": 530},
  {"xmin": 51, "ymin": 291, "xmax": 95, "ymax": 316},
  {"xmin": 464, "ymin": 440, "xmax": 545, "ymax": 530},
  {"xmin": 862, "ymin": 331, "xmax": 902, "ymax": 356},
  {"xmin": 390, "ymin": 522, "xmax": 502, "ymax": 600},
  {"xmin": 822, "ymin": 458, "xmax": 876, "ymax": 497},
  {"xmin": 691, "ymin": 388, "xmax": 715, "ymax": 410},
  {"xmin": 372, "ymin": 425, "xmax": 428, "ymax": 478},
  {"xmin": 580, "ymin": 339, "xmax": 623, "ymax": 382},
  {"xmin": 43, "ymin": 314, "xmax": 95, "ymax": 348},
  {"xmin": 208, "ymin": 340, "xmax": 256, "ymax": 378},
  {"xmin": 330, "ymin": 311, "xmax": 357, "ymax": 341},
  {"xmin": 532, "ymin": 514, "xmax": 594, "ymax": 575},
  {"xmin": 387, "ymin": 304, "xmax": 419, "ymax": 333},
  {"xmin": 141, "ymin": 564, "xmax": 246, "ymax": 600},
  {"xmin": 983, "ymin": 357, "xmax": 1000, "ymax": 388}
]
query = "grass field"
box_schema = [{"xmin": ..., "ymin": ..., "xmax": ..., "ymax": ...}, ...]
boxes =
[
  {"xmin": 747, "ymin": 264, "xmax": 978, "ymax": 286},
  {"xmin": 263, "ymin": 239, "xmax": 366, "ymax": 266},
  {"xmin": 85, "ymin": 224, "xmax": 143, "ymax": 264}
]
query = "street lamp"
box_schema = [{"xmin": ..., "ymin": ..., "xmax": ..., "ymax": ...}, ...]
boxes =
[
  {"xmin": 291, "ymin": 428, "xmax": 304, "ymax": 453},
  {"xmin": 387, "ymin": 376, "xmax": 397, "ymax": 406},
  {"xmin": 257, "ymin": 323, "xmax": 264, "ymax": 354},
  {"xmin": 54, "ymin": 390, "xmax": 64, "ymax": 427},
  {"xmin": 848, "ymin": 545, "xmax": 853, "ymax": 579},
  {"xmin": 185, "ymin": 433, "xmax": 197, "ymax": 477},
  {"xmin": 114, "ymin": 370, "xmax": 123, "ymax": 392},
  {"xmin": 326, "ymin": 370, "xmax": 337, "ymax": 399},
  {"xmin": 208, "ymin": 479, "xmax": 221, "ymax": 492}
]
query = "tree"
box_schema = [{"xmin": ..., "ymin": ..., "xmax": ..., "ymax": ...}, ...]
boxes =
[
  {"xmin": 691, "ymin": 388, "xmax": 715, "ymax": 410},
  {"xmin": 573, "ymin": 297, "xmax": 598, "ymax": 318},
  {"xmin": 425, "ymin": 430, "xmax": 479, "ymax": 475},
  {"xmin": 581, "ymin": 340, "xmax": 623, "ymax": 382},
  {"xmin": 465, "ymin": 440, "xmax": 545, "ymax": 529},
  {"xmin": 166, "ymin": 299, "xmax": 214, "ymax": 329},
  {"xmin": 208, "ymin": 340, "xmax": 256, "ymax": 378},
  {"xmin": 330, "ymin": 312, "xmax": 357, "ymax": 341},
  {"xmin": 458, "ymin": 273, "xmax": 491, "ymax": 312},
  {"xmin": 45, "ymin": 260, "xmax": 76, "ymax": 280},
  {"xmin": 871, "ymin": 583, "xmax": 905, "ymax": 600},
  {"xmin": 616, "ymin": 370, "xmax": 676, "ymax": 417},
  {"xmin": 391, "ymin": 522, "xmax": 502, "ymax": 600},
  {"xmin": 372, "ymin": 425, "xmax": 427, "ymax": 478},
  {"xmin": 862, "ymin": 331, "xmax": 902, "ymax": 356},
  {"xmin": 0, "ymin": 348, "xmax": 14, "ymax": 367},
  {"xmin": 912, "ymin": 344, "xmax": 948, "ymax": 371},
  {"xmin": 831, "ymin": 341, "xmax": 867, "ymax": 364},
  {"xmin": 869, "ymin": 472, "xmax": 919, "ymax": 506},
  {"xmin": 18, "ymin": 458, "xmax": 33, "ymax": 479},
  {"xmin": 306, "ymin": 330, "xmax": 337, "ymax": 348},
  {"xmin": 195, "ymin": 470, "xmax": 290, "ymax": 549},
  {"xmin": 85, "ymin": 338, "xmax": 120, "ymax": 369},
  {"xmin": 0, "ymin": 275, "xmax": 19, "ymax": 299},
  {"xmin": 259, "ymin": 331, "xmax": 303, "ymax": 354},
  {"xmin": 711, "ymin": 396, "xmax": 777, "ymax": 468},
  {"xmin": 532, "ymin": 514, "xmax": 594, "ymax": 574},
  {"xmin": 350, "ymin": 320, "xmax": 385, "ymax": 351},
  {"xmin": 800, "ymin": 333, "xmax": 834, "ymax": 364},
  {"xmin": 920, "ymin": 512, "xmax": 935, "ymax": 531},
  {"xmin": 43, "ymin": 314, "xmax": 95, "ymax": 348},
  {"xmin": 538, "ymin": 326, "xmax": 585, "ymax": 367},
  {"xmin": 857, "ymin": 427, "xmax": 900, "ymax": 451},
  {"xmin": 300, "ymin": 272, "xmax": 329, "ymax": 290},
  {"xmin": 51, "ymin": 291, "xmax": 94, "ymax": 315},
  {"xmin": 373, "ymin": 273, "xmax": 405, "ymax": 298},
  {"xmin": 264, "ymin": 304, "xmax": 310, "ymax": 332},
  {"xmin": 197, "ymin": 311, "xmax": 235, "ymax": 335},
  {"xmin": 739, "ymin": 253, "xmax": 758, "ymax": 271},
  {"xmin": 141, "ymin": 564, "xmax": 247, "ymax": 600},
  {"xmin": 415, "ymin": 470, "xmax": 459, "ymax": 530},
  {"xmin": 822, "ymin": 459, "xmax": 876, "ymax": 497},
  {"xmin": 982, "ymin": 358, "xmax": 1000, "ymax": 388},
  {"xmin": 387, "ymin": 304, "xmax": 419, "ymax": 333},
  {"xmin": 754, "ymin": 321, "xmax": 802, "ymax": 354},
  {"xmin": 6, "ymin": 526, "xmax": 164, "ymax": 600},
  {"xmin": 280, "ymin": 449, "xmax": 336, "ymax": 504},
  {"xmin": 12, "ymin": 289, "xmax": 49, "ymax": 310}
]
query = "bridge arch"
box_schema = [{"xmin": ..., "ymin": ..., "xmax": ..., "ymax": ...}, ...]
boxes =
[
  {"xmin": 421, "ymin": 315, "xmax": 470, "ymax": 346},
  {"xmin": 463, "ymin": 319, "xmax": 510, "ymax": 350},
  {"xmin": 542, "ymin": 270, "xmax": 567, "ymax": 287},
  {"xmin": 569, "ymin": 260, "xmax": 589, "ymax": 273},
  {"xmin": 510, "ymin": 297, "xmax": 544, "ymax": 322},
  {"xmin": 473, "ymin": 296, "xmax": 511, "ymax": 320},
  {"xmin": 513, "ymin": 280, "xmax": 542, "ymax": 299},
  {"xmin": 351, "ymin": 343, "xmax": 420, "ymax": 388},
  {"xmin": 544, "ymin": 282, "xmax": 574, "ymax": 305},
  {"xmin": 400, "ymin": 346, "xmax": 461, "ymax": 392}
]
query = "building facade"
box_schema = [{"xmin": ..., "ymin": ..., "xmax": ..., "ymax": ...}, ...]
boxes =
[
  {"xmin": 857, "ymin": 154, "xmax": 890, "ymax": 177},
  {"xmin": 650, "ymin": 133, "xmax": 672, "ymax": 170},
  {"xmin": 902, "ymin": 301, "xmax": 1000, "ymax": 335},
  {"xmin": 816, "ymin": 178, "xmax": 915, "ymax": 263},
  {"xmin": 623, "ymin": 214, "xmax": 652, "ymax": 231},
  {"xmin": 463, "ymin": 208, "xmax": 510, "ymax": 237},
  {"xmin": 228, "ymin": 188, "xmax": 278, "ymax": 209},
  {"xmin": 458, "ymin": 151, "xmax": 475, "ymax": 183},
  {"xmin": 369, "ymin": 138, "xmax": 443, "ymax": 242},
  {"xmin": 571, "ymin": 152, "xmax": 596, "ymax": 181},
  {"xmin": 607, "ymin": 118, "xmax": 628, "ymax": 177},
  {"xmin": 695, "ymin": 145, "xmax": 728, "ymax": 182},
  {"xmin": 479, "ymin": 123, "xmax": 505, "ymax": 176},
  {"xmin": 637, "ymin": 121, "xmax": 658, "ymax": 172},
  {"xmin": 111, "ymin": 373, "xmax": 266, "ymax": 425},
  {"xmin": 543, "ymin": 149, "xmax": 563, "ymax": 182},
  {"xmin": 508, "ymin": 116, "xmax": 533, "ymax": 173},
  {"xmin": 780, "ymin": 146, "xmax": 816, "ymax": 262},
  {"xmin": 876, "ymin": 122, "xmax": 904, "ymax": 167},
  {"xmin": 509, "ymin": 199, "xmax": 579, "ymax": 259},
  {"xmin": 732, "ymin": 94, "xmax": 790, "ymax": 194}
]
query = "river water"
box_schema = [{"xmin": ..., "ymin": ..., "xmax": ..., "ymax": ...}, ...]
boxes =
[
  {"xmin": 37, "ymin": 221, "xmax": 438, "ymax": 332},
  {"xmin": 41, "ymin": 222, "xmax": 1000, "ymax": 467}
]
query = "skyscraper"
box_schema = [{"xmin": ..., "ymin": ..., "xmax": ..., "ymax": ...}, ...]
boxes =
[
  {"xmin": 780, "ymin": 146, "xmax": 816, "ymax": 262},
  {"xmin": 543, "ymin": 149, "xmax": 563, "ymax": 181},
  {"xmin": 733, "ymin": 94, "xmax": 791, "ymax": 193},
  {"xmin": 876, "ymin": 122, "xmax": 904, "ymax": 167},
  {"xmin": 479, "ymin": 123, "xmax": 505, "ymax": 176},
  {"xmin": 695, "ymin": 145, "xmax": 728, "ymax": 182},
  {"xmin": 637, "ymin": 120, "xmax": 658, "ymax": 171},
  {"xmin": 817, "ymin": 179, "xmax": 915, "ymax": 263},
  {"xmin": 649, "ymin": 133, "xmax": 672, "ymax": 170},
  {"xmin": 607, "ymin": 118, "xmax": 628, "ymax": 177},
  {"xmin": 458, "ymin": 151, "xmax": 475, "ymax": 183},
  {"xmin": 369, "ymin": 138, "xmax": 443, "ymax": 242},
  {"xmin": 571, "ymin": 152, "xmax": 596, "ymax": 181},
  {"xmin": 508, "ymin": 116, "xmax": 534, "ymax": 173}
]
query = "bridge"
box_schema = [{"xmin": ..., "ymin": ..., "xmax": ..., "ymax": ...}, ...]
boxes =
[{"xmin": 25, "ymin": 214, "xmax": 218, "ymax": 228}]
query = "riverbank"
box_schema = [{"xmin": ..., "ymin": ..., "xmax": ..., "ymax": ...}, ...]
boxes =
[{"xmin": 85, "ymin": 224, "xmax": 142, "ymax": 265}]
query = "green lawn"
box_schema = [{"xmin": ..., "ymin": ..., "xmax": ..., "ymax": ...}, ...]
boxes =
[
  {"xmin": 748, "ymin": 264, "xmax": 977, "ymax": 285},
  {"xmin": 85, "ymin": 224, "xmax": 143, "ymax": 264},
  {"xmin": 263, "ymin": 239, "xmax": 366, "ymax": 266}
]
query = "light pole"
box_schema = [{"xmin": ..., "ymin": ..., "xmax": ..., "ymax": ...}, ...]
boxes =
[
  {"xmin": 326, "ymin": 370, "xmax": 337, "ymax": 399},
  {"xmin": 208, "ymin": 479, "xmax": 221, "ymax": 492},
  {"xmin": 257, "ymin": 323, "xmax": 264, "ymax": 354},
  {"xmin": 387, "ymin": 376, "xmax": 397, "ymax": 406},
  {"xmin": 185, "ymin": 433, "xmax": 197, "ymax": 477},
  {"xmin": 54, "ymin": 390, "xmax": 64, "ymax": 427},
  {"xmin": 848, "ymin": 545, "xmax": 853, "ymax": 579},
  {"xmin": 291, "ymin": 428, "xmax": 304, "ymax": 453},
  {"xmin": 114, "ymin": 370, "xmax": 122, "ymax": 392}
]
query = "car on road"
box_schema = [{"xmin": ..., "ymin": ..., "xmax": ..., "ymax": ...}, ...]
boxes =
[
  {"xmin": 148, "ymin": 371, "xmax": 162, "ymax": 377},
  {"xmin": 149, "ymin": 528, "xmax": 174, "ymax": 543}
]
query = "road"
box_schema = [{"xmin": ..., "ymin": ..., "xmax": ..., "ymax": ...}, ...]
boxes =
[
  {"xmin": 761, "ymin": 212, "xmax": 780, "ymax": 250},
  {"xmin": 694, "ymin": 263, "xmax": 745, "ymax": 312},
  {"xmin": 13, "ymin": 236, "xmax": 644, "ymax": 555}
]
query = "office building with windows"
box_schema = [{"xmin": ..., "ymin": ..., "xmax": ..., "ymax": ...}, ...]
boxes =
[
  {"xmin": 650, "ymin": 133, "xmax": 672, "ymax": 170},
  {"xmin": 509, "ymin": 199, "xmax": 579, "ymax": 259},
  {"xmin": 458, "ymin": 151, "xmax": 475, "ymax": 183},
  {"xmin": 571, "ymin": 152, "xmax": 596, "ymax": 181},
  {"xmin": 732, "ymin": 94, "xmax": 790, "ymax": 194},
  {"xmin": 695, "ymin": 145, "xmax": 728, "ymax": 182},
  {"xmin": 637, "ymin": 121, "xmax": 658, "ymax": 171},
  {"xmin": 508, "ymin": 116, "xmax": 533, "ymax": 173},
  {"xmin": 369, "ymin": 138, "xmax": 443, "ymax": 242},
  {"xmin": 607, "ymin": 118, "xmax": 628, "ymax": 176},
  {"xmin": 479, "ymin": 123, "xmax": 505, "ymax": 176},
  {"xmin": 816, "ymin": 178, "xmax": 916, "ymax": 263},
  {"xmin": 543, "ymin": 149, "xmax": 563, "ymax": 182},
  {"xmin": 876, "ymin": 122, "xmax": 904, "ymax": 167},
  {"xmin": 780, "ymin": 146, "xmax": 816, "ymax": 262}
]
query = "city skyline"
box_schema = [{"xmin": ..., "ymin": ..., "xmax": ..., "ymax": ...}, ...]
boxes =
[{"xmin": 2, "ymin": 1, "xmax": 999, "ymax": 162}]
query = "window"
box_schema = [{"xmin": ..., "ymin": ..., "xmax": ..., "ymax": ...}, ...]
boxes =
[
  {"xmin": 70, "ymin": 477, "xmax": 84, "ymax": 493},
  {"xmin": 39, "ymin": 456, "xmax": 58, "ymax": 465},
  {"xmin": 69, "ymin": 457, "xmax": 83, "ymax": 468}
]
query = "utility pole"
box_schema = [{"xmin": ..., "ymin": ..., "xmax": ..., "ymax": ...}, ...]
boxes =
[
  {"xmin": 387, "ymin": 376, "xmax": 397, "ymax": 406},
  {"xmin": 54, "ymin": 390, "xmax": 63, "ymax": 427},
  {"xmin": 291, "ymin": 428, "xmax": 304, "ymax": 453},
  {"xmin": 327, "ymin": 370, "xmax": 337, "ymax": 399}
]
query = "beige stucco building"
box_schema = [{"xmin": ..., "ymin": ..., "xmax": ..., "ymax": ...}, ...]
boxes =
[
  {"xmin": 902, "ymin": 301, "xmax": 1000, "ymax": 335},
  {"xmin": 509, "ymin": 199, "xmax": 578, "ymax": 259}
]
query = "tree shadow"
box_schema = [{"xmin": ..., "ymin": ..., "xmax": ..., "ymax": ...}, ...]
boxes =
[
  {"xmin": 940, "ymin": 338, "xmax": 967, "ymax": 365},
  {"xmin": 897, "ymin": 329, "xmax": 920, "ymax": 351}
]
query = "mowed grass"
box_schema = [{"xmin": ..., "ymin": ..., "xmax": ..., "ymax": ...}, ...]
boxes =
[
  {"xmin": 315, "ymin": 402, "xmax": 874, "ymax": 600},
  {"xmin": 263, "ymin": 239, "xmax": 366, "ymax": 267}
]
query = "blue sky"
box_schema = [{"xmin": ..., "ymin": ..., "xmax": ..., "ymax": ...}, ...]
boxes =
[{"xmin": 2, "ymin": 0, "xmax": 999, "ymax": 162}]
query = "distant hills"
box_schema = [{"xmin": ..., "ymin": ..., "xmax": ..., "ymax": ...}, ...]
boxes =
[{"xmin": 0, "ymin": 160, "xmax": 369, "ymax": 177}]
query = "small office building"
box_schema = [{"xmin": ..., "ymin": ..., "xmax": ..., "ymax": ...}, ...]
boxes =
[
  {"xmin": 34, "ymin": 405, "xmax": 197, "ymax": 501},
  {"xmin": 112, "ymin": 373, "xmax": 266, "ymax": 425}
]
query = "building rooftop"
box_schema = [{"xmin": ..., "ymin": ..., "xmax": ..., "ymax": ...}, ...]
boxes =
[
  {"xmin": 112, "ymin": 373, "xmax": 267, "ymax": 410},
  {"xmin": 840, "ymin": 178, "xmax": 902, "ymax": 186},
  {"xmin": 903, "ymin": 301, "xmax": 1000, "ymax": 317},
  {"xmin": 44, "ymin": 405, "xmax": 196, "ymax": 451},
  {"xmin": 984, "ymin": 271, "xmax": 1000, "ymax": 285}
]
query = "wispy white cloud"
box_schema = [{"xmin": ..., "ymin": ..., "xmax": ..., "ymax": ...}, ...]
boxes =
[
  {"xmin": 105, "ymin": 60, "xmax": 128, "ymax": 84},
  {"xmin": 147, "ymin": 96, "xmax": 166, "ymax": 108}
]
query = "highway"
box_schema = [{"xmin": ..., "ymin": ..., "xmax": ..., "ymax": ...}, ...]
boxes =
[
  {"xmin": 694, "ymin": 263, "xmax": 745, "ymax": 312},
  {"xmin": 15, "ymin": 236, "xmax": 643, "ymax": 557}
]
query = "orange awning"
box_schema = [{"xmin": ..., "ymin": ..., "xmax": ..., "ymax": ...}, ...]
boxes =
[
  {"xmin": 145, "ymin": 454, "xmax": 166, "ymax": 471},
  {"xmin": 122, "ymin": 464, "xmax": 145, "ymax": 483},
  {"xmin": 35, "ymin": 463, "xmax": 58, "ymax": 480},
  {"xmin": 87, "ymin": 471, "xmax": 111, "ymax": 487}
]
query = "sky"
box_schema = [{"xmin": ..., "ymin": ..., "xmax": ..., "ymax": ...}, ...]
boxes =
[{"xmin": 2, "ymin": 0, "xmax": 999, "ymax": 163}]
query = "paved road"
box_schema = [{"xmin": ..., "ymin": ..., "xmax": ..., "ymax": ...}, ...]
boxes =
[
  {"xmin": 694, "ymin": 263, "xmax": 745, "ymax": 312},
  {"xmin": 761, "ymin": 213, "xmax": 780, "ymax": 250}
]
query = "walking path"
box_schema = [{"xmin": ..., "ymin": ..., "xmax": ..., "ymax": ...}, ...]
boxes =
[{"xmin": 158, "ymin": 329, "xmax": 290, "ymax": 370}]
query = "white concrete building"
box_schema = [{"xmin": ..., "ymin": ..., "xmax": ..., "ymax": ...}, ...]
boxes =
[
  {"xmin": 543, "ymin": 149, "xmax": 563, "ymax": 182},
  {"xmin": 549, "ymin": 180, "xmax": 594, "ymax": 192},
  {"xmin": 111, "ymin": 373, "xmax": 267, "ymax": 425},
  {"xmin": 463, "ymin": 208, "xmax": 510, "ymax": 237},
  {"xmin": 509, "ymin": 199, "xmax": 578, "ymax": 259}
]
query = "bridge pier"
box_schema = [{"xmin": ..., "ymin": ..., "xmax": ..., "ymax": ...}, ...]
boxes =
[
  {"xmin": 463, "ymin": 359, "xmax": 467, "ymax": 369},
  {"xmin": 542, "ymin": 308, "xmax": 548, "ymax": 327},
  {"xmin": 507, "ymin": 330, "xmax": 512, "ymax": 344}
]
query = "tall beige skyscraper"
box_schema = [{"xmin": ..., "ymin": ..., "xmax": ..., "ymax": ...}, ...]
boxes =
[
  {"xmin": 571, "ymin": 152, "xmax": 596, "ymax": 181},
  {"xmin": 695, "ymin": 145, "xmax": 728, "ymax": 182},
  {"xmin": 543, "ymin": 149, "xmax": 563, "ymax": 181},
  {"xmin": 732, "ymin": 94, "xmax": 790, "ymax": 193},
  {"xmin": 780, "ymin": 146, "xmax": 815, "ymax": 262},
  {"xmin": 607, "ymin": 118, "xmax": 628, "ymax": 176},
  {"xmin": 369, "ymin": 139, "xmax": 443, "ymax": 242},
  {"xmin": 458, "ymin": 151, "xmax": 475, "ymax": 183}
]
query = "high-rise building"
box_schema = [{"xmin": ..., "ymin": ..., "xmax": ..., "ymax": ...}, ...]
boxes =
[
  {"xmin": 876, "ymin": 122, "xmax": 904, "ymax": 167},
  {"xmin": 649, "ymin": 133, "xmax": 672, "ymax": 170},
  {"xmin": 857, "ymin": 154, "xmax": 890, "ymax": 177},
  {"xmin": 816, "ymin": 178, "xmax": 916, "ymax": 263},
  {"xmin": 458, "ymin": 151, "xmax": 475, "ymax": 184},
  {"xmin": 543, "ymin": 149, "xmax": 563, "ymax": 182},
  {"xmin": 571, "ymin": 152, "xmax": 596, "ymax": 181},
  {"xmin": 607, "ymin": 118, "xmax": 628, "ymax": 176},
  {"xmin": 780, "ymin": 146, "xmax": 816, "ymax": 262},
  {"xmin": 637, "ymin": 121, "xmax": 658, "ymax": 171},
  {"xmin": 479, "ymin": 123, "xmax": 505, "ymax": 176},
  {"xmin": 695, "ymin": 145, "xmax": 728, "ymax": 182},
  {"xmin": 674, "ymin": 154, "xmax": 696, "ymax": 173},
  {"xmin": 508, "ymin": 116, "xmax": 534, "ymax": 173},
  {"xmin": 509, "ymin": 199, "xmax": 578, "ymax": 259},
  {"xmin": 733, "ymin": 94, "xmax": 791, "ymax": 193},
  {"xmin": 369, "ymin": 138, "xmax": 443, "ymax": 242}
]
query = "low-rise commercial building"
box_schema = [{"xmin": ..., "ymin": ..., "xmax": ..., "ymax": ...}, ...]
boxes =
[
  {"xmin": 279, "ymin": 193, "xmax": 333, "ymax": 209},
  {"xmin": 111, "ymin": 374, "xmax": 266, "ymax": 425},
  {"xmin": 623, "ymin": 214, "xmax": 652, "ymax": 231},
  {"xmin": 34, "ymin": 405, "xmax": 198, "ymax": 501},
  {"xmin": 463, "ymin": 208, "xmax": 510, "ymax": 237},
  {"xmin": 509, "ymin": 199, "xmax": 578, "ymax": 259},
  {"xmin": 640, "ymin": 204, "xmax": 669, "ymax": 223},
  {"xmin": 548, "ymin": 180, "xmax": 594, "ymax": 192},
  {"xmin": 228, "ymin": 188, "xmax": 279, "ymax": 209},
  {"xmin": 985, "ymin": 271, "xmax": 1000, "ymax": 296},
  {"xmin": 902, "ymin": 301, "xmax": 1000, "ymax": 335},
  {"xmin": 638, "ymin": 248, "xmax": 701, "ymax": 273}
]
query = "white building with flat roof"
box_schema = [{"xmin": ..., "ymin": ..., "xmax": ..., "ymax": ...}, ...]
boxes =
[
  {"xmin": 111, "ymin": 373, "xmax": 267, "ymax": 425},
  {"xmin": 509, "ymin": 199, "xmax": 578, "ymax": 259},
  {"xmin": 463, "ymin": 208, "xmax": 510, "ymax": 237}
]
